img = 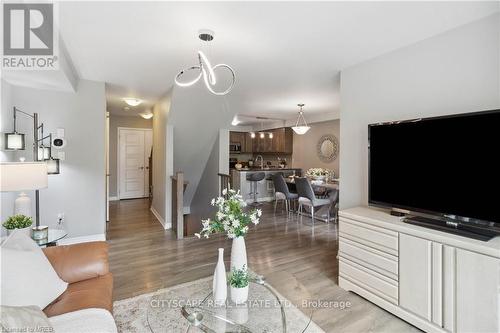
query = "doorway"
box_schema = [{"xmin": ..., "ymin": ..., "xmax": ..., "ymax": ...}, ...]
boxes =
[{"xmin": 117, "ymin": 128, "xmax": 153, "ymax": 199}]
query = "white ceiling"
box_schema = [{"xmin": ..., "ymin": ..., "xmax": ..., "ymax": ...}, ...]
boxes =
[{"xmin": 56, "ymin": 2, "xmax": 498, "ymax": 119}]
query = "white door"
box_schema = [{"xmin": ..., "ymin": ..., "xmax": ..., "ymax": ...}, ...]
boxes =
[
  {"xmin": 119, "ymin": 129, "xmax": 146, "ymax": 199},
  {"xmin": 105, "ymin": 113, "xmax": 110, "ymax": 221}
]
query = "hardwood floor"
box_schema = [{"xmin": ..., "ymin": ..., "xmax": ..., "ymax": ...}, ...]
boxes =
[{"xmin": 108, "ymin": 198, "xmax": 418, "ymax": 332}]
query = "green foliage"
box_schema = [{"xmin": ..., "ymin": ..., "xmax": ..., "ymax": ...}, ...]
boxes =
[
  {"xmin": 229, "ymin": 265, "xmax": 249, "ymax": 288},
  {"xmin": 3, "ymin": 214, "xmax": 33, "ymax": 230}
]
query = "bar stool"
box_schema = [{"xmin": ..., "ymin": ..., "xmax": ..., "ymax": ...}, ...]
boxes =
[{"xmin": 246, "ymin": 172, "xmax": 266, "ymax": 206}]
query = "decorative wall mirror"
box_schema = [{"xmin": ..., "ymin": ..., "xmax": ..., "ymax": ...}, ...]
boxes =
[{"xmin": 317, "ymin": 134, "xmax": 339, "ymax": 163}]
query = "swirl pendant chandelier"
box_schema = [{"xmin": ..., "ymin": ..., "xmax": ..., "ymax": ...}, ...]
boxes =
[{"xmin": 175, "ymin": 31, "xmax": 235, "ymax": 96}]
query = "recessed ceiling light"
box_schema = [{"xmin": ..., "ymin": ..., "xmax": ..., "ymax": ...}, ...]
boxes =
[
  {"xmin": 231, "ymin": 116, "xmax": 240, "ymax": 126},
  {"xmin": 139, "ymin": 111, "xmax": 153, "ymax": 119},
  {"xmin": 123, "ymin": 98, "xmax": 142, "ymax": 107}
]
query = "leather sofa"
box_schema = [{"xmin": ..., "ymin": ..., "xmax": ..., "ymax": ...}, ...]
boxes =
[{"xmin": 41, "ymin": 241, "xmax": 113, "ymax": 317}]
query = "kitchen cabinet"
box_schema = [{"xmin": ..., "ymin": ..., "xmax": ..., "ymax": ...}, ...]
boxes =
[
  {"xmin": 230, "ymin": 132, "xmax": 245, "ymax": 145},
  {"xmin": 251, "ymin": 128, "xmax": 293, "ymax": 154},
  {"xmin": 243, "ymin": 132, "xmax": 253, "ymax": 153}
]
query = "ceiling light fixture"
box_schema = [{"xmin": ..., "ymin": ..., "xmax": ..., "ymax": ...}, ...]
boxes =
[
  {"xmin": 175, "ymin": 30, "xmax": 235, "ymax": 96},
  {"xmin": 139, "ymin": 111, "xmax": 153, "ymax": 119},
  {"xmin": 250, "ymin": 132, "xmax": 256, "ymax": 139},
  {"xmin": 123, "ymin": 98, "xmax": 142, "ymax": 107},
  {"xmin": 269, "ymin": 132, "xmax": 273, "ymax": 139},
  {"xmin": 291, "ymin": 104, "xmax": 311, "ymax": 135},
  {"xmin": 231, "ymin": 116, "xmax": 240, "ymax": 126}
]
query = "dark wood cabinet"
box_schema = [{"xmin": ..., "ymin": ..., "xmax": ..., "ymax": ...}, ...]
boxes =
[
  {"xmin": 231, "ymin": 128, "xmax": 293, "ymax": 154},
  {"xmin": 243, "ymin": 132, "xmax": 253, "ymax": 153}
]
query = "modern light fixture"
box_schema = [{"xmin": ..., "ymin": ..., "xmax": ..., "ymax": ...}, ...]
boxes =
[
  {"xmin": 269, "ymin": 132, "xmax": 273, "ymax": 139},
  {"xmin": 38, "ymin": 145, "xmax": 50, "ymax": 160},
  {"xmin": 291, "ymin": 104, "xmax": 311, "ymax": 135},
  {"xmin": 139, "ymin": 112, "xmax": 153, "ymax": 119},
  {"xmin": 260, "ymin": 132, "xmax": 265, "ymax": 139},
  {"xmin": 123, "ymin": 98, "xmax": 142, "ymax": 107},
  {"xmin": 5, "ymin": 108, "xmax": 27, "ymax": 150},
  {"xmin": 45, "ymin": 157, "xmax": 60, "ymax": 175},
  {"xmin": 175, "ymin": 30, "xmax": 235, "ymax": 96},
  {"xmin": 250, "ymin": 132, "xmax": 256, "ymax": 139},
  {"xmin": 0, "ymin": 162, "xmax": 48, "ymax": 226}
]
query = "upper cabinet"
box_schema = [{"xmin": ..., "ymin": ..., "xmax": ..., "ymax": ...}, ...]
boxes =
[{"xmin": 230, "ymin": 128, "xmax": 293, "ymax": 154}]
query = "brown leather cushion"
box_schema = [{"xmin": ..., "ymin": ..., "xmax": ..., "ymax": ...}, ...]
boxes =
[
  {"xmin": 43, "ymin": 273, "xmax": 113, "ymax": 317},
  {"xmin": 43, "ymin": 242, "xmax": 109, "ymax": 284}
]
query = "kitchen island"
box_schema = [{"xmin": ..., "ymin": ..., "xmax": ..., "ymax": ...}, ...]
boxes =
[{"xmin": 231, "ymin": 168, "xmax": 302, "ymax": 203}]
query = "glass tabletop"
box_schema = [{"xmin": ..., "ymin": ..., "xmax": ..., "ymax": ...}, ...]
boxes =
[
  {"xmin": 147, "ymin": 262, "xmax": 314, "ymax": 333},
  {"xmin": 34, "ymin": 229, "xmax": 68, "ymax": 246}
]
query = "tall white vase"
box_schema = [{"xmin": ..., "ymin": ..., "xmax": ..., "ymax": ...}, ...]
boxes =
[
  {"xmin": 231, "ymin": 236, "xmax": 247, "ymax": 271},
  {"xmin": 213, "ymin": 248, "xmax": 227, "ymax": 306}
]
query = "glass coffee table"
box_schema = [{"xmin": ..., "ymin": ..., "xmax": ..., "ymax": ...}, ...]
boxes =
[{"xmin": 147, "ymin": 262, "xmax": 314, "ymax": 333}]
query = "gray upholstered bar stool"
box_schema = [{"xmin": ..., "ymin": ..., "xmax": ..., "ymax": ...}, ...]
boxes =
[
  {"xmin": 246, "ymin": 172, "xmax": 266, "ymax": 206},
  {"xmin": 295, "ymin": 177, "xmax": 333, "ymax": 223},
  {"xmin": 272, "ymin": 174, "xmax": 298, "ymax": 214}
]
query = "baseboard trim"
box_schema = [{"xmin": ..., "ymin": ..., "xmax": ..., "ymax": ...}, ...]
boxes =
[
  {"xmin": 57, "ymin": 233, "xmax": 106, "ymax": 245},
  {"xmin": 109, "ymin": 196, "xmax": 119, "ymax": 201},
  {"xmin": 150, "ymin": 206, "xmax": 172, "ymax": 230}
]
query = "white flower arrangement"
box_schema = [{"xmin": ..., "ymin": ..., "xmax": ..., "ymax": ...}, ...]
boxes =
[
  {"xmin": 195, "ymin": 188, "xmax": 262, "ymax": 239},
  {"xmin": 305, "ymin": 168, "xmax": 333, "ymax": 178}
]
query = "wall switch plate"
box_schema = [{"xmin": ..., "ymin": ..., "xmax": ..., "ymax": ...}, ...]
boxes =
[
  {"xmin": 57, "ymin": 151, "xmax": 66, "ymax": 160},
  {"xmin": 56, "ymin": 128, "xmax": 65, "ymax": 138}
]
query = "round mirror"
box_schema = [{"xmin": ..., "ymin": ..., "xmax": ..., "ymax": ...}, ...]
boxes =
[{"xmin": 317, "ymin": 134, "xmax": 339, "ymax": 163}]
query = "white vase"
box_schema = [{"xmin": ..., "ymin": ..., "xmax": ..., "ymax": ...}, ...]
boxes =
[
  {"xmin": 213, "ymin": 248, "xmax": 227, "ymax": 306},
  {"xmin": 230, "ymin": 285, "xmax": 249, "ymax": 305},
  {"xmin": 231, "ymin": 236, "xmax": 247, "ymax": 271}
]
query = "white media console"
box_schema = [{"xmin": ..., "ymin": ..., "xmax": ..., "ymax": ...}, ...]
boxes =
[{"xmin": 339, "ymin": 207, "xmax": 500, "ymax": 333}]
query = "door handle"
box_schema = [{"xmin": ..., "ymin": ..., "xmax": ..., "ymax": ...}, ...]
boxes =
[{"xmin": 139, "ymin": 166, "xmax": 144, "ymax": 170}]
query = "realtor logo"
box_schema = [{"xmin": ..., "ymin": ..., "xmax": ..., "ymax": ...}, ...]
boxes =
[{"xmin": 2, "ymin": 3, "xmax": 59, "ymax": 69}]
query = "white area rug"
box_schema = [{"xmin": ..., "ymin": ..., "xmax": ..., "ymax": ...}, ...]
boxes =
[{"xmin": 113, "ymin": 276, "xmax": 325, "ymax": 333}]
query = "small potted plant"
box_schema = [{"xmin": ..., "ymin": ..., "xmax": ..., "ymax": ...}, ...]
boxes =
[
  {"xmin": 229, "ymin": 265, "xmax": 249, "ymax": 304},
  {"xmin": 3, "ymin": 214, "xmax": 33, "ymax": 237}
]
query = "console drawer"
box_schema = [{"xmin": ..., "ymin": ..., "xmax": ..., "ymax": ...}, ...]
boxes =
[
  {"xmin": 340, "ymin": 257, "xmax": 398, "ymax": 304},
  {"xmin": 340, "ymin": 217, "xmax": 398, "ymax": 256},
  {"xmin": 339, "ymin": 237, "xmax": 398, "ymax": 281}
]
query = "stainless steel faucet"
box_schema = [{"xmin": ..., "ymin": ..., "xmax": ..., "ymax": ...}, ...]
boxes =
[{"xmin": 255, "ymin": 155, "xmax": 264, "ymax": 169}]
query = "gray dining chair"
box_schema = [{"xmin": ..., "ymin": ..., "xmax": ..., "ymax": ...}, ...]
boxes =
[
  {"xmin": 295, "ymin": 177, "xmax": 334, "ymax": 223},
  {"xmin": 272, "ymin": 174, "xmax": 298, "ymax": 214}
]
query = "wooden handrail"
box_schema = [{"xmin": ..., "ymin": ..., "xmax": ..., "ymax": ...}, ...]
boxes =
[
  {"xmin": 171, "ymin": 172, "xmax": 185, "ymax": 240},
  {"xmin": 218, "ymin": 173, "xmax": 231, "ymax": 198}
]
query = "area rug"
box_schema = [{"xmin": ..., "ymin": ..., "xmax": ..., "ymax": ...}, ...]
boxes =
[{"xmin": 113, "ymin": 276, "xmax": 325, "ymax": 333}]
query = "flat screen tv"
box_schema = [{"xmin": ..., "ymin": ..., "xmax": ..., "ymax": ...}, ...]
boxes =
[{"xmin": 368, "ymin": 110, "xmax": 500, "ymax": 238}]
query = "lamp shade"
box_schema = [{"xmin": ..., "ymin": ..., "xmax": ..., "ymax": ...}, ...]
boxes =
[
  {"xmin": 0, "ymin": 162, "xmax": 48, "ymax": 192},
  {"xmin": 5, "ymin": 132, "xmax": 25, "ymax": 150},
  {"xmin": 292, "ymin": 126, "xmax": 311, "ymax": 135}
]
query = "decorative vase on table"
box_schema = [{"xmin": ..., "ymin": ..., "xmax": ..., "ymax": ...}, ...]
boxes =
[
  {"xmin": 230, "ymin": 285, "xmax": 249, "ymax": 305},
  {"xmin": 213, "ymin": 248, "xmax": 227, "ymax": 306},
  {"xmin": 6, "ymin": 226, "xmax": 31, "ymax": 237},
  {"xmin": 231, "ymin": 236, "xmax": 247, "ymax": 271}
]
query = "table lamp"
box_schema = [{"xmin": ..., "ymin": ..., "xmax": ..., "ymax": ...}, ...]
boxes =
[{"xmin": 0, "ymin": 162, "xmax": 48, "ymax": 226}]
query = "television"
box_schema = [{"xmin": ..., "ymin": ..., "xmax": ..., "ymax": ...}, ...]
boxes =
[{"xmin": 368, "ymin": 109, "xmax": 500, "ymax": 240}]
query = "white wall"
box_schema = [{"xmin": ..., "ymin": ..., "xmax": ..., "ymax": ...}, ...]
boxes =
[
  {"xmin": 151, "ymin": 89, "xmax": 173, "ymax": 227},
  {"xmin": 340, "ymin": 14, "xmax": 500, "ymax": 209},
  {"xmin": 1, "ymin": 80, "xmax": 107, "ymax": 237},
  {"xmin": 292, "ymin": 119, "xmax": 340, "ymax": 177},
  {"xmin": 108, "ymin": 115, "xmax": 152, "ymax": 197},
  {"xmin": 168, "ymin": 84, "xmax": 235, "ymax": 208}
]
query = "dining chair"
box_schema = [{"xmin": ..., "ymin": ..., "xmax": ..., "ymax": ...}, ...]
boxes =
[
  {"xmin": 272, "ymin": 174, "xmax": 298, "ymax": 214},
  {"xmin": 295, "ymin": 177, "xmax": 333, "ymax": 223}
]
